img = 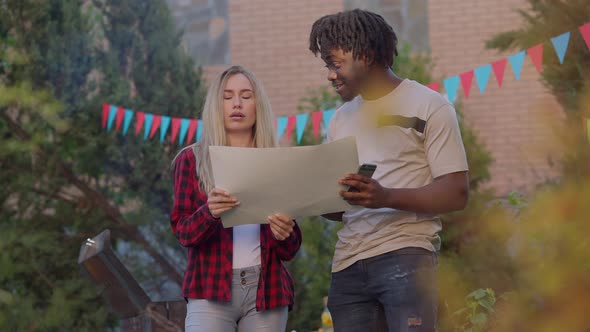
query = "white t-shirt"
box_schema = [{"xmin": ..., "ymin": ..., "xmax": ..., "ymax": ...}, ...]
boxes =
[
  {"xmin": 232, "ymin": 225, "xmax": 261, "ymax": 269},
  {"xmin": 327, "ymin": 79, "xmax": 469, "ymax": 272}
]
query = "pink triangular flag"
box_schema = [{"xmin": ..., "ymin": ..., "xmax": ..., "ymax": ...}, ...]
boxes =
[
  {"xmin": 286, "ymin": 116, "xmax": 296, "ymax": 142},
  {"xmin": 492, "ymin": 58, "xmax": 508, "ymax": 87},
  {"xmin": 102, "ymin": 104, "xmax": 110, "ymax": 129},
  {"xmin": 459, "ymin": 70, "xmax": 474, "ymax": 99},
  {"xmin": 311, "ymin": 111, "xmax": 322, "ymax": 140},
  {"xmin": 186, "ymin": 120, "xmax": 197, "ymax": 144},
  {"xmin": 170, "ymin": 118, "xmax": 181, "ymax": 144},
  {"xmin": 426, "ymin": 82, "xmax": 440, "ymax": 92},
  {"xmin": 579, "ymin": 23, "xmax": 590, "ymax": 50},
  {"xmin": 135, "ymin": 111, "xmax": 145, "ymax": 136},
  {"xmin": 527, "ymin": 44, "xmax": 543, "ymax": 74},
  {"xmin": 115, "ymin": 107, "xmax": 125, "ymax": 131},
  {"xmin": 149, "ymin": 115, "xmax": 161, "ymax": 139}
]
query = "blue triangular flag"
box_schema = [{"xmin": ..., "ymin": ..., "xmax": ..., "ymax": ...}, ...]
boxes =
[
  {"xmin": 474, "ymin": 64, "xmax": 492, "ymax": 94},
  {"xmin": 122, "ymin": 109, "xmax": 134, "ymax": 136},
  {"xmin": 508, "ymin": 51, "xmax": 526, "ymax": 81},
  {"xmin": 178, "ymin": 118, "xmax": 190, "ymax": 146},
  {"xmin": 296, "ymin": 113, "xmax": 309, "ymax": 143},
  {"xmin": 196, "ymin": 121, "xmax": 203, "ymax": 142},
  {"xmin": 160, "ymin": 116, "xmax": 171, "ymax": 143},
  {"xmin": 323, "ymin": 109, "xmax": 335, "ymax": 129},
  {"xmin": 551, "ymin": 32, "xmax": 570, "ymax": 64},
  {"xmin": 143, "ymin": 113, "xmax": 153, "ymax": 140},
  {"xmin": 107, "ymin": 105, "xmax": 117, "ymax": 131},
  {"xmin": 443, "ymin": 76, "xmax": 460, "ymax": 103},
  {"xmin": 277, "ymin": 117, "xmax": 288, "ymax": 140}
]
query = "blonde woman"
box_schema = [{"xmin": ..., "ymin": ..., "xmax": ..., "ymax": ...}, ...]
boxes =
[{"xmin": 170, "ymin": 65, "xmax": 302, "ymax": 332}]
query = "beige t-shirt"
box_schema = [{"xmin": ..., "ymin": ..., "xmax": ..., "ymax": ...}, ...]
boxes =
[{"xmin": 327, "ymin": 79, "xmax": 469, "ymax": 272}]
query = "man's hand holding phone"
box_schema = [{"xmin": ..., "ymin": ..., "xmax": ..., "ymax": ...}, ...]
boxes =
[{"xmin": 339, "ymin": 164, "xmax": 390, "ymax": 209}]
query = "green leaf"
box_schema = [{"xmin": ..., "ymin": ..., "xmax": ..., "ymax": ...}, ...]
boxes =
[{"xmin": 0, "ymin": 289, "xmax": 13, "ymax": 304}]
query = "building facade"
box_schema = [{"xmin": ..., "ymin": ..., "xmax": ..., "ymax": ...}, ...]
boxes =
[{"xmin": 166, "ymin": 0, "xmax": 560, "ymax": 194}]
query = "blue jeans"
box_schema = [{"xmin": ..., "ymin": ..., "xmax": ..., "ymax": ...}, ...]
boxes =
[{"xmin": 328, "ymin": 248, "xmax": 438, "ymax": 332}]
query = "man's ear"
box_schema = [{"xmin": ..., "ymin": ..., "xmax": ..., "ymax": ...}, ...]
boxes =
[{"xmin": 361, "ymin": 51, "xmax": 375, "ymax": 68}]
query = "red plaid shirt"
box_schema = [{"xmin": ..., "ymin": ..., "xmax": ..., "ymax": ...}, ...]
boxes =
[{"xmin": 170, "ymin": 148, "xmax": 302, "ymax": 311}]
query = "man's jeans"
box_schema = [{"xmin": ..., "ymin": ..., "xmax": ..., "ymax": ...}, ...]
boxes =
[{"xmin": 328, "ymin": 247, "xmax": 438, "ymax": 332}]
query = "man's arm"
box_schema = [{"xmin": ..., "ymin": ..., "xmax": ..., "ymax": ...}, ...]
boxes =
[{"xmin": 339, "ymin": 171, "xmax": 469, "ymax": 214}]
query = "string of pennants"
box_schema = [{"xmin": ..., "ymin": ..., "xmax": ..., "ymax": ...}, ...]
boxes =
[
  {"xmin": 102, "ymin": 22, "xmax": 590, "ymax": 145},
  {"xmin": 101, "ymin": 103, "xmax": 335, "ymax": 145}
]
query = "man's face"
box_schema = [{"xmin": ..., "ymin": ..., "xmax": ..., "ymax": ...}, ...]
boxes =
[{"xmin": 321, "ymin": 48, "xmax": 369, "ymax": 102}]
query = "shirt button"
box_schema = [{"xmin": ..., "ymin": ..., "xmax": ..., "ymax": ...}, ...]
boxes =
[
  {"xmin": 240, "ymin": 271, "xmax": 246, "ymax": 277},
  {"xmin": 241, "ymin": 279, "xmax": 246, "ymax": 285}
]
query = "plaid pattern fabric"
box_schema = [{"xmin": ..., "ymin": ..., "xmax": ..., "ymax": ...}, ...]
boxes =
[{"xmin": 170, "ymin": 148, "xmax": 302, "ymax": 311}]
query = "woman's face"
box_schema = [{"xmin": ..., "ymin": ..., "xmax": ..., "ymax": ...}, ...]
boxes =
[{"xmin": 223, "ymin": 73, "xmax": 257, "ymax": 134}]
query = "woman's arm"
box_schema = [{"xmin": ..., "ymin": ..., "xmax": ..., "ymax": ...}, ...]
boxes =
[{"xmin": 170, "ymin": 150, "xmax": 222, "ymax": 247}]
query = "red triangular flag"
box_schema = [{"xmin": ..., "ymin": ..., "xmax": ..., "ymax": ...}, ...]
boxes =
[
  {"xmin": 102, "ymin": 104, "xmax": 110, "ymax": 129},
  {"xmin": 492, "ymin": 58, "xmax": 508, "ymax": 88},
  {"xmin": 286, "ymin": 116, "xmax": 296, "ymax": 142},
  {"xmin": 426, "ymin": 82, "xmax": 440, "ymax": 92},
  {"xmin": 115, "ymin": 107, "xmax": 125, "ymax": 131},
  {"xmin": 149, "ymin": 115, "xmax": 161, "ymax": 139},
  {"xmin": 459, "ymin": 71, "xmax": 474, "ymax": 99},
  {"xmin": 135, "ymin": 111, "xmax": 145, "ymax": 136},
  {"xmin": 186, "ymin": 119, "xmax": 198, "ymax": 144},
  {"xmin": 311, "ymin": 111, "xmax": 323, "ymax": 140},
  {"xmin": 170, "ymin": 118, "xmax": 181, "ymax": 143},
  {"xmin": 580, "ymin": 23, "xmax": 590, "ymax": 50},
  {"xmin": 527, "ymin": 44, "xmax": 543, "ymax": 74}
]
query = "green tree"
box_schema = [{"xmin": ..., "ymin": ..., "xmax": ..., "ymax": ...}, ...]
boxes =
[{"xmin": 1, "ymin": 0, "xmax": 205, "ymax": 329}]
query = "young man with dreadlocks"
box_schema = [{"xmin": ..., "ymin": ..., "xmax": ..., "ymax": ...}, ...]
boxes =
[{"xmin": 310, "ymin": 9, "xmax": 469, "ymax": 332}]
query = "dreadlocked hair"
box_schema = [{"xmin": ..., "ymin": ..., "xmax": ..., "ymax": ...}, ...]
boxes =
[{"xmin": 309, "ymin": 9, "xmax": 398, "ymax": 68}]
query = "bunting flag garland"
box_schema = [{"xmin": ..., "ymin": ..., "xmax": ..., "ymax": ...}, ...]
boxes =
[
  {"xmin": 579, "ymin": 23, "xmax": 590, "ymax": 50},
  {"xmin": 135, "ymin": 111, "xmax": 145, "ymax": 136},
  {"xmin": 459, "ymin": 71, "xmax": 474, "ymax": 99},
  {"xmin": 107, "ymin": 104, "xmax": 117, "ymax": 131},
  {"xmin": 426, "ymin": 82, "xmax": 440, "ymax": 92},
  {"xmin": 474, "ymin": 64, "xmax": 492, "ymax": 94},
  {"xmin": 492, "ymin": 59, "xmax": 507, "ymax": 88},
  {"xmin": 115, "ymin": 107, "xmax": 125, "ymax": 131},
  {"xmin": 102, "ymin": 104, "xmax": 109, "ymax": 129},
  {"xmin": 122, "ymin": 109, "xmax": 133, "ymax": 136},
  {"xmin": 101, "ymin": 22, "xmax": 590, "ymax": 146},
  {"xmin": 186, "ymin": 119, "xmax": 197, "ymax": 144},
  {"xmin": 143, "ymin": 113, "xmax": 153, "ymax": 140},
  {"xmin": 285, "ymin": 116, "xmax": 296, "ymax": 142},
  {"xmin": 527, "ymin": 44, "xmax": 544, "ymax": 74},
  {"xmin": 311, "ymin": 111, "xmax": 323, "ymax": 140},
  {"xmin": 508, "ymin": 51, "xmax": 526, "ymax": 81},
  {"xmin": 178, "ymin": 118, "xmax": 190, "ymax": 145},
  {"xmin": 551, "ymin": 32, "xmax": 570, "ymax": 64},
  {"xmin": 296, "ymin": 113, "xmax": 309, "ymax": 143},
  {"xmin": 443, "ymin": 75, "xmax": 460, "ymax": 103},
  {"xmin": 277, "ymin": 117, "xmax": 288, "ymax": 141},
  {"xmin": 160, "ymin": 116, "xmax": 171, "ymax": 143}
]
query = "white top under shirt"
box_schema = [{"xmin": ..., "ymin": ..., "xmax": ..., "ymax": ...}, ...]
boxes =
[
  {"xmin": 327, "ymin": 79, "xmax": 469, "ymax": 272},
  {"xmin": 232, "ymin": 224, "xmax": 261, "ymax": 269}
]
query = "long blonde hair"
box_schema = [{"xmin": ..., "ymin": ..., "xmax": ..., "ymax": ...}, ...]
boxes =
[{"xmin": 173, "ymin": 65, "xmax": 277, "ymax": 193}]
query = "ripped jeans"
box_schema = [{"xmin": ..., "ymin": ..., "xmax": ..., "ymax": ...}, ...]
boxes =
[{"xmin": 328, "ymin": 248, "xmax": 438, "ymax": 332}]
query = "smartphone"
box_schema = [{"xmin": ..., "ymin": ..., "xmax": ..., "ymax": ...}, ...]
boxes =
[{"xmin": 347, "ymin": 164, "xmax": 377, "ymax": 192}]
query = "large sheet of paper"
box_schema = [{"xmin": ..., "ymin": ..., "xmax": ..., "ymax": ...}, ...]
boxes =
[{"xmin": 210, "ymin": 137, "xmax": 358, "ymax": 227}]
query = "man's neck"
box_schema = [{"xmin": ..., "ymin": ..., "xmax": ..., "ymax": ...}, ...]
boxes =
[{"xmin": 360, "ymin": 69, "xmax": 403, "ymax": 101}]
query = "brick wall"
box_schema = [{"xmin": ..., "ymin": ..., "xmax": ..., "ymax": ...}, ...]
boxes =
[
  {"xmin": 428, "ymin": 0, "xmax": 562, "ymax": 194},
  {"xmin": 203, "ymin": 0, "xmax": 344, "ymax": 117}
]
